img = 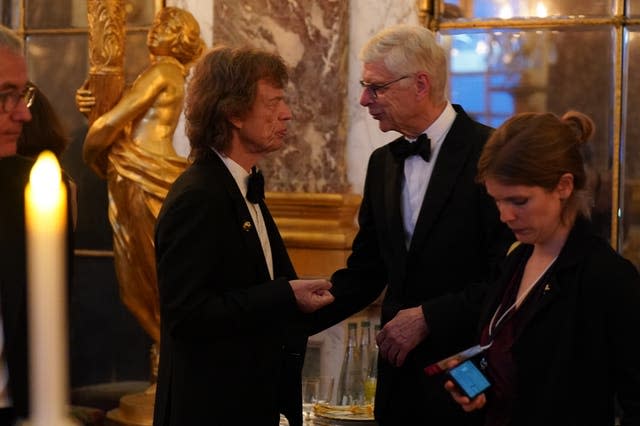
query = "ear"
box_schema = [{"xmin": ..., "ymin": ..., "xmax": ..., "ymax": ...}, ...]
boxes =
[
  {"xmin": 228, "ymin": 116, "xmax": 243, "ymax": 129},
  {"xmin": 556, "ymin": 173, "xmax": 574, "ymax": 199},
  {"xmin": 414, "ymin": 72, "xmax": 430, "ymax": 100}
]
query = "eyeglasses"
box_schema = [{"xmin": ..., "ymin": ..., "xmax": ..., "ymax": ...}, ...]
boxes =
[
  {"xmin": 0, "ymin": 83, "xmax": 36, "ymax": 113},
  {"xmin": 359, "ymin": 75, "xmax": 410, "ymax": 99}
]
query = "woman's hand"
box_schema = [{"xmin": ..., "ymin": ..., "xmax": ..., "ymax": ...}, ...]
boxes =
[
  {"xmin": 443, "ymin": 359, "xmax": 487, "ymax": 412},
  {"xmin": 444, "ymin": 378, "xmax": 487, "ymax": 412}
]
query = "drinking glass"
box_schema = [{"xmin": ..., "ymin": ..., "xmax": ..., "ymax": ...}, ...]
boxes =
[{"xmin": 302, "ymin": 376, "xmax": 334, "ymax": 423}]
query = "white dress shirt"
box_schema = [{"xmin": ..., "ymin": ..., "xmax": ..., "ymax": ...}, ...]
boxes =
[
  {"xmin": 215, "ymin": 150, "xmax": 274, "ymax": 279},
  {"xmin": 401, "ymin": 101, "xmax": 457, "ymax": 249}
]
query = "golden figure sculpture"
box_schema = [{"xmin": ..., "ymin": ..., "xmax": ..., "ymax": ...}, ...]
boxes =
[{"xmin": 77, "ymin": 7, "xmax": 205, "ymax": 344}]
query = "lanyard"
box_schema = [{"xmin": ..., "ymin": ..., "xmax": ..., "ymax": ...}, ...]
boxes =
[{"xmin": 488, "ymin": 255, "xmax": 558, "ymax": 339}]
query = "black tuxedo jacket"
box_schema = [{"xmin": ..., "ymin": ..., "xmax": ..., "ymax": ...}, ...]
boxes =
[
  {"xmin": 0, "ymin": 155, "xmax": 34, "ymax": 420},
  {"xmin": 312, "ymin": 105, "xmax": 512, "ymax": 425},
  {"xmin": 0, "ymin": 155, "xmax": 74, "ymax": 422},
  {"xmin": 153, "ymin": 151, "xmax": 306, "ymax": 426},
  {"xmin": 477, "ymin": 218, "xmax": 640, "ymax": 426}
]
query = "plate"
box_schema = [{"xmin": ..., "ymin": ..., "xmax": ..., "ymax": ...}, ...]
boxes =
[{"xmin": 313, "ymin": 403, "xmax": 374, "ymax": 421}]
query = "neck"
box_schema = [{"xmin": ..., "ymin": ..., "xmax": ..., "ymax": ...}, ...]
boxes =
[
  {"xmin": 532, "ymin": 218, "xmax": 574, "ymax": 259},
  {"xmin": 223, "ymin": 143, "xmax": 261, "ymax": 173},
  {"xmin": 0, "ymin": 142, "xmax": 17, "ymax": 158},
  {"xmin": 404, "ymin": 100, "xmax": 447, "ymax": 139}
]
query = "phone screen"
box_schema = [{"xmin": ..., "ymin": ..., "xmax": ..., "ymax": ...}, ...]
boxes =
[{"xmin": 448, "ymin": 359, "xmax": 491, "ymax": 399}]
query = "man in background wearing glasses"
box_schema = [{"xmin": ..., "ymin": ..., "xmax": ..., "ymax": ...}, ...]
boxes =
[
  {"xmin": 0, "ymin": 29, "xmax": 33, "ymax": 158},
  {"xmin": 311, "ymin": 24, "xmax": 512, "ymax": 426},
  {"xmin": 0, "ymin": 23, "xmax": 36, "ymax": 425}
]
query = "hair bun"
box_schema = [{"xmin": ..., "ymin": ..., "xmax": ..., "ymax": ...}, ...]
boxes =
[{"xmin": 562, "ymin": 110, "xmax": 595, "ymax": 144}]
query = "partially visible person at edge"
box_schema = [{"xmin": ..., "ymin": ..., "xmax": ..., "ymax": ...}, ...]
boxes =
[
  {"xmin": 445, "ymin": 110, "xmax": 640, "ymax": 426},
  {"xmin": 152, "ymin": 45, "xmax": 335, "ymax": 426},
  {"xmin": 309, "ymin": 24, "xmax": 513, "ymax": 426},
  {"xmin": 0, "ymin": 24, "xmax": 76, "ymax": 426},
  {"xmin": 17, "ymin": 83, "xmax": 78, "ymax": 229}
]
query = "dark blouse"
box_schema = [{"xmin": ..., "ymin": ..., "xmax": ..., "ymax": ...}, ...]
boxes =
[{"xmin": 479, "ymin": 248, "xmax": 555, "ymax": 426}]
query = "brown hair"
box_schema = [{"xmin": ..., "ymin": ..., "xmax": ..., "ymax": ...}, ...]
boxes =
[
  {"xmin": 185, "ymin": 45, "xmax": 289, "ymax": 160},
  {"xmin": 477, "ymin": 110, "xmax": 595, "ymax": 222},
  {"xmin": 17, "ymin": 85, "xmax": 69, "ymax": 160}
]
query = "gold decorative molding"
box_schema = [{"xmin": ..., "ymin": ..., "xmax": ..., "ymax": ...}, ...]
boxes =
[
  {"xmin": 416, "ymin": 0, "xmax": 431, "ymax": 28},
  {"xmin": 266, "ymin": 192, "xmax": 362, "ymax": 279},
  {"xmin": 266, "ymin": 192, "xmax": 361, "ymax": 249},
  {"xmin": 83, "ymin": 0, "xmax": 126, "ymax": 125}
]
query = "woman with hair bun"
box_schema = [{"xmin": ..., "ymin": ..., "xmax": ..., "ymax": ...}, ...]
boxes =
[{"xmin": 445, "ymin": 111, "xmax": 640, "ymax": 426}]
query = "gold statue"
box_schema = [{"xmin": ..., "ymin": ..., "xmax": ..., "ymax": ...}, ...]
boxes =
[{"xmin": 77, "ymin": 7, "xmax": 205, "ymax": 344}]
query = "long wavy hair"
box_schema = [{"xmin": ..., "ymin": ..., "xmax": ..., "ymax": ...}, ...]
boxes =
[{"xmin": 185, "ymin": 45, "xmax": 289, "ymax": 160}]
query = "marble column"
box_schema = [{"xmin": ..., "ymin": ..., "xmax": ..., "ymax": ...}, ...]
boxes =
[
  {"xmin": 347, "ymin": 0, "xmax": 419, "ymax": 194},
  {"xmin": 213, "ymin": 0, "xmax": 350, "ymax": 193}
]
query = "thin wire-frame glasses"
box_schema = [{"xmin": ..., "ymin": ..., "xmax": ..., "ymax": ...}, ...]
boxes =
[{"xmin": 359, "ymin": 75, "xmax": 410, "ymax": 99}]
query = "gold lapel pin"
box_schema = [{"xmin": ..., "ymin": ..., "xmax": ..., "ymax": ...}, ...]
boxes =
[
  {"xmin": 544, "ymin": 283, "xmax": 551, "ymax": 292},
  {"xmin": 242, "ymin": 221, "xmax": 252, "ymax": 232}
]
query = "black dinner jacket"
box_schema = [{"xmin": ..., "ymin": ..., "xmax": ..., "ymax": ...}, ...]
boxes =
[
  {"xmin": 153, "ymin": 150, "xmax": 306, "ymax": 426},
  {"xmin": 311, "ymin": 104, "xmax": 512, "ymax": 425},
  {"xmin": 0, "ymin": 155, "xmax": 33, "ymax": 420},
  {"xmin": 476, "ymin": 218, "xmax": 640, "ymax": 426},
  {"xmin": 0, "ymin": 155, "xmax": 74, "ymax": 422}
]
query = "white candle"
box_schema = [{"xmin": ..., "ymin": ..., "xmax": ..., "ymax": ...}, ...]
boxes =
[{"xmin": 24, "ymin": 151, "xmax": 71, "ymax": 425}]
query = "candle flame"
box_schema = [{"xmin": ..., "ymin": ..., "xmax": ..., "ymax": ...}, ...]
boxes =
[{"xmin": 29, "ymin": 151, "xmax": 62, "ymax": 210}]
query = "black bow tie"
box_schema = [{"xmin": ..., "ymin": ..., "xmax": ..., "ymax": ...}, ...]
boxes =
[
  {"xmin": 390, "ymin": 134, "xmax": 431, "ymax": 162},
  {"xmin": 246, "ymin": 166, "xmax": 264, "ymax": 204}
]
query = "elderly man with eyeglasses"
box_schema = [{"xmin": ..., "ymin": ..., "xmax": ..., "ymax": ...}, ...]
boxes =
[
  {"xmin": 0, "ymin": 30, "xmax": 33, "ymax": 158},
  {"xmin": 310, "ymin": 25, "xmax": 513, "ymax": 426},
  {"xmin": 0, "ymin": 23, "xmax": 37, "ymax": 425}
]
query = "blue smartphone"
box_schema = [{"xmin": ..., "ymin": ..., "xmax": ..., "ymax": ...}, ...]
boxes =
[{"xmin": 447, "ymin": 359, "xmax": 491, "ymax": 399}]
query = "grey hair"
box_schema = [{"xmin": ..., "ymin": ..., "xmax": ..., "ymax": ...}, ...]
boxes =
[
  {"xmin": 0, "ymin": 24, "xmax": 23, "ymax": 55},
  {"xmin": 359, "ymin": 24, "xmax": 448, "ymax": 105}
]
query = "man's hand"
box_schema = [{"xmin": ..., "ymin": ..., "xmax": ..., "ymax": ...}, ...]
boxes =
[
  {"xmin": 376, "ymin": 306, "xmax": 428, "ymax": 367},
  {"xmin": 290, "ymin": 279, "xmax": 335, "ymax": 313}
]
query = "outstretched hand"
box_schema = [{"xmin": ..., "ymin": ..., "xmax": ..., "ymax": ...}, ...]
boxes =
[{"xmin": 290, "ymin": 279, "xmax": 334, "ymax": 313}]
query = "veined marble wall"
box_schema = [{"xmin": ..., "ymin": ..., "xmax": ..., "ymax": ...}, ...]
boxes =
[
  {"xmin": 168, "ymin": 0, "xmax": 419, "ymax": 195},
  {"xmin": 214, "ymin": 0, "xmax": 350, "ymax": 193},
  {"xmin": 347, "ymin": 1, "xmax": 419, "ymax": 194}
]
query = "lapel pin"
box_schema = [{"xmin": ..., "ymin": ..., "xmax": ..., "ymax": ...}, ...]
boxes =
[
  {"xmin": 242, "ymin": 221, "xmax": 252, "ymax": 232},
  {"xmin": 544, "ymin": 283, "xmax": 551, "ymax": 292}
]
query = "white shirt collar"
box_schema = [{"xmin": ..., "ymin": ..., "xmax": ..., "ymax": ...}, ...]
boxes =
[
  {"xmin": 426, "ymin": 101, "xmax": 456, "ymax": 144},
  {"xmin": 409, "ymin": 101, "xmax": 456, "ymax": 147},
  {"xmin": 213, "ymin": 148, "xmax": 251, "ymax": 198}
]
